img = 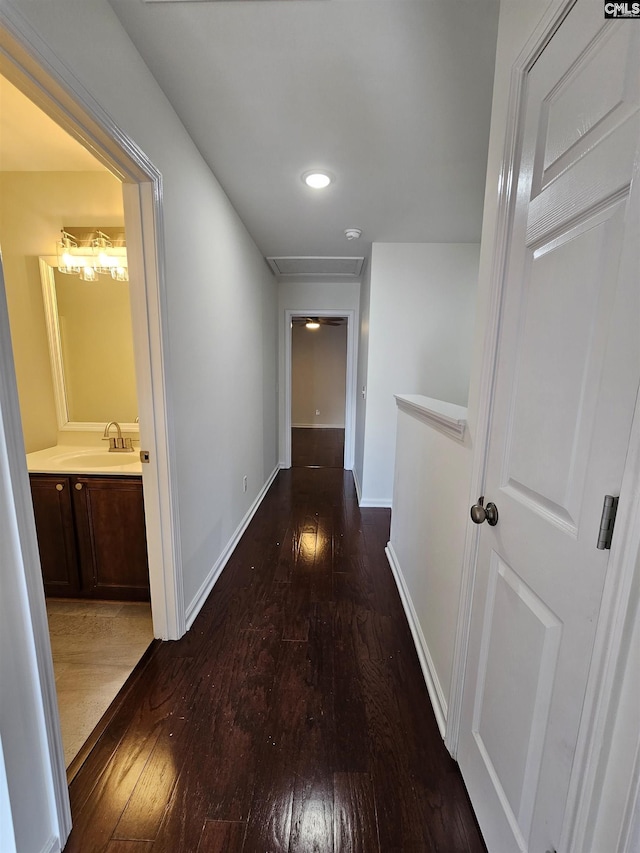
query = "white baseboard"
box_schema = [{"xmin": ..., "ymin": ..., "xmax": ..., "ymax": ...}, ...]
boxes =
[
  {"xmin": 40, "ymin": 836, "xmax": 61, "ymax": 853},
  {"xmin": 359, "ymin": 497, "xmax": 392, "ymax": 508},
  {"xmin": 185, "ymin": 464, "xmax": 282, "ymax": 629},
  {"xmin": 352, "ymin": 466, "xmax": 362, "ymax": 503},
  {"xmin": 385, "ymin": 542, "xmax": 448, "ymax": 739},
  {"xmin": 292, "ymin": 423, "xmax": 345, "ymax": 429}
]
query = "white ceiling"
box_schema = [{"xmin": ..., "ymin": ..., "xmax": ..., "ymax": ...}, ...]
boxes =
[
  {"xmin": 108, "ymin": 0, "xmax": 499, "ymax": 262},
  {"xmin": 0, "ymin": 75, "xmax": 108, "ymax": 172}
]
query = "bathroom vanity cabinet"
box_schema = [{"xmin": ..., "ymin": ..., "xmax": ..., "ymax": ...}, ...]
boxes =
[{"xmin": 29, "ymin": 474, "xmax": 150, "ymax": 601}]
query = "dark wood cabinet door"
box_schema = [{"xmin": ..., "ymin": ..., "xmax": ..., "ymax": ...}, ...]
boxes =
[
  {"xmin": 29, "ymin": 475, "xmax": 82, "ymax": 597},
  {"xmin": 72, "ymin": 476, "xmax": 150, "ymax": 601}
]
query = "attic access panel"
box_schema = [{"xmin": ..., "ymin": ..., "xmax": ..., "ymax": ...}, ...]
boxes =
[{"xmin": 267, "ymin": 257, "xmax": 365, "ymax": 277}]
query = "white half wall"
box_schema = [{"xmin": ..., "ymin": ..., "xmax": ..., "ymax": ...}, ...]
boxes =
[
  {"xmin": 360, "ymin": 242, "xmax": 479, "ymax": 506},
  {"xmin": 388, "ymin": 398, "xmax": 472, "ymax": 732}
]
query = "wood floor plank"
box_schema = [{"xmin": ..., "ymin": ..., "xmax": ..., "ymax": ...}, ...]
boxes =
[
  {"xmin": 333, "ymin": 772, "xmax": 380, "ymax": 853},
  {"xmin": 112, "ymin": 720, "xmax": 188, "ymax": 841},
  {"xmin": 333, "ymin": 657, "xmax": 371, "ymax": 775},
  {"xmin": 282, "ymin": 585, "xmax": 315, "ymax": 642},
  {"xmin": 289, "ymin": 774, "xmax": 334, "ymax": 853},
  {"xmin": 273, "ymin": 525, "xmax": 295, "ymax": 583},
  {"xmin": 358, "ymin": 657, "xmax": 436, "ymax": 851},
  {"xmin": 63, "ymin": 462, "xmax": 486, "ymax": 853},
  {"xmin": 64, "ymin": 724, "xmax": 163, "ymax": 852},
  {"xmin": 196, "ymin": 820, "xmax": 246, "ymax": 853}
]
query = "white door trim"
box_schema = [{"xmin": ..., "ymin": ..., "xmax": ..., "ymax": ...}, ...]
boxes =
[
  {"xmin": 0, "ymin": 3, "xmax": 183, "ymax": 843},
  {"xmin": 448, "ymin": 1, "xmax": 640, "ymax": 849},
  {"xmin": 283, "ymin": 309, "xmax": 357, "ymax": 470},
  {"xmin": 0, "ymin": 252, "xmax": 70, "ymax": 847},
  {"xmin": 0, "ymin": 2, "xmax": 183, "ymax": 639}
]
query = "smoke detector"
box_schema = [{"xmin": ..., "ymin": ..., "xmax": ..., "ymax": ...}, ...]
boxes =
[{"xmin": 344, "ymin": 228, "xmax": 362, "ymax": 241}]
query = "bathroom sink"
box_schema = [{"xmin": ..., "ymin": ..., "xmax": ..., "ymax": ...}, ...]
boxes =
[
  {"xmin": 57, "ymin": 451, "xmax": 139, "ymax": 468},
  {"xmin": 26, "ymin": 444, "xmax": 142, "ymax": 474}
]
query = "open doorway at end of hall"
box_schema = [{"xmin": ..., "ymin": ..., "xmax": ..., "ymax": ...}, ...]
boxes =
[{"xmin": 291, "ymin": 316, "xmax": 347, "ymax": 468}]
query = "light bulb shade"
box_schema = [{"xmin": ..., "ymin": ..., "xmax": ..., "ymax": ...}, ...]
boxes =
[
  {"xmin": 111, "ymin": 266, "xmax": 129, "ymax": 282},
  {"xmin": 305, "ymin": 320, "xmax": 320, "ymax": 329},
  {"xmin": 92, "ymin": 231, "xmax": 114, "ymax": 273},
  {"xmin": 57, "ymin": 231, "xmax": 81, "ymax": 274},
  {"xmin": 80, "ymin": 265, "xmax": 99, "ymax": 282}
]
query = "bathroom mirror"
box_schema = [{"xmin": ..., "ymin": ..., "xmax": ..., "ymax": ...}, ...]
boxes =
[{"xmin": 40, "ymin": 257, "xmax": 139, "ymax": 432}]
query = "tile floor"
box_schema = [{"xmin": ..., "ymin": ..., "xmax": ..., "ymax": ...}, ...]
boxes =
[{"xmin": 46, "ymin": 599, "xmax": 154, "ymax": 767}]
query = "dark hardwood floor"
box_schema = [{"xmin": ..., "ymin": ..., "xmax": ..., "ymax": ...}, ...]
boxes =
[
  {"xmin": 291, "ymin": 427, "xmax": 345, "ymax": 468},
  {"xmin": 63, "ymin": 468, "xmax": 486, "ymax": 852}
]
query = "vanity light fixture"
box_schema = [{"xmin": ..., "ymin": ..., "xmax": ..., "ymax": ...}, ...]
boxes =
[
  {"xmin": 56, "ymin": 228, "xmax": 129, "ymax": 281},
  {"xmin": 302, "ymin": 170, "xmax": 333, "ymax": 189},
  {"xmin": 57, "ymin": 230, "xmax": 82, "ymax": 275}
]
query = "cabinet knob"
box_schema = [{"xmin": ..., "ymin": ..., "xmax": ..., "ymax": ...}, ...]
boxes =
[
  {"xmin": 75, "ymin": 483, "xmax": 83, "ymax": 491},
  {"xmin": 55, "ymin": 483, "xmax": 64, "ymax": 492}
]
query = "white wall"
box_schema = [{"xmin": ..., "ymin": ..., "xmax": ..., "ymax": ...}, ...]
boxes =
[
  {"xmin": 2, "ymin": 2, "xmax": 279, "ymax": 848},
  {"xmin": 354, "ymin": 260, "xmax": 371, "ymax": 501},
  {"xmin": 388, "ymin": 403, "xmax": 472, "ymax": 727},
  {"xmin": 5, "ymin": 0, "xmax": 279, "ymax": 613},
  {"xmin": 278, "ymin": 280, "xmax": 360, "ymax": 463},
  {"xmin": 0, "ymin": 735, "xmax": 17, "ymax": 853},
  {"xmin": 360, "ymin": 242, "xmax": 479, "ymax": 506},
  {"xmin": 292, "ymin": 323, "xmax": 347, "ymax": 427}
]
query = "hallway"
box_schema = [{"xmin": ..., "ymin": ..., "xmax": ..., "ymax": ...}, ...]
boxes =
[{"xmin": 63, "ymin": 468, "xmax": 485, "ymax": 852}]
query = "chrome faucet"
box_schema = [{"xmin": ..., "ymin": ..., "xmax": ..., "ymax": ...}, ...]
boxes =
[{"xmin": 103, "ymin": 421, "xmax": 133, "ymax": 452}]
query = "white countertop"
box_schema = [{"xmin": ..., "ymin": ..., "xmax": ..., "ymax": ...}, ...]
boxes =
[{"xmin": 26, "ymin": 445, "xmax": 142, "ymax": 476}]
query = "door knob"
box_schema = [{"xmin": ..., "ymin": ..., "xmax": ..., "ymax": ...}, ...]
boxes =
[{"xmin": 470, "ymin": 496, "xmax": 499, "ymax": 526}]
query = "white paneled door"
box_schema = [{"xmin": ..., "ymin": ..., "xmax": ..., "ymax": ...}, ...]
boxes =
[{"xmin": 458, "ymin": 3, "xmax": 640, "ymax": 852}]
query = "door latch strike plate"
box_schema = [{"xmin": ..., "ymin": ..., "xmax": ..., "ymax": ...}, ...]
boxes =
[
  {"xmin": 140, "ymin": 450, "xmax": 150, "ymax": 464},
  {"xmin": 597, "ymin": 495, "xmax": 618, "ymax": 550}
]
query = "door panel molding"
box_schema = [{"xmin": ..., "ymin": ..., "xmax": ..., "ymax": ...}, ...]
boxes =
[{"xmin": 472, "ymin": 554, "xmax": 562, "ymax": 845}]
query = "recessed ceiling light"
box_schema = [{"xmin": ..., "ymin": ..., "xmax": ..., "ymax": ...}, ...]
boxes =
[{"xmin": 302, "ymin": 170, "xmax": 332, "ymax": 189}]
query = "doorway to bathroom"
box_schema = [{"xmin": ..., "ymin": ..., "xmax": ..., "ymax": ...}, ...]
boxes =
[
  {"xmin": 0, "ymin": 73, "xmax": 155, "ymax": 775},
  {"xmin": 290, "ymin": 315, "xmax": 347, "ymax": 468},
  {"xmin": 0, "ymin": 22, "xmax": 179, "ymax": 835}
]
